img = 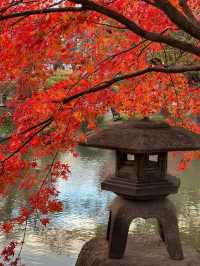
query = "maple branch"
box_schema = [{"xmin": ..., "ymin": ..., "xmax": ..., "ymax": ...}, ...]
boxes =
[
  {"xmin": 0, "ymin": 117, "xmax": 53, "ymax": 144},
  {"xmin": 153, "ymin": 0, "xmax": 200, "ymax": 40},
  {"xmin": 62, "ymin": 64, "xmax": 200, "ymax": 105},
  {"xmin": 1, "ymin": 64, "xmax": 199, "ymax": 163},
  {"xmin": 142, "ymin": 0, "xmax": 157, "ymax": 7},
  {"xmin": 69, "ymin": 0, "xmax": 200, "ymax": 57},
  {"xmin": 179, "ymin": 0, "xmax": 200, "ymax": 28},
  {"xmin": 88, "ymin": 20, "xmax": 127, "ymax": 29},
  {"xmin": 36, "ymin": 107, "xmax": 76, "ymax": 196},
  {"xmin": 1, "ymin": 63, "xmax": 199, "ymax": 150},
  {"xmin": 0, "ymin": 1, "xmax": 23, "ymax": 14},
  {"xmin": 0, "ymin": 6, "xmax": 85, "ymax": 21},
  {"xmin": 136, "ymin": 41, "xmax": 153, "ymax": 63},
  {"xmin": 16, "ymin": 219, "xmax": 28, "ymax": 263},
  {"xmin": 10, "ymin": 16, "xmax": 28, "ymax": 27},
  {"xmin": 95, "ymin": 29, "xmax": 169, "ymax": 69},
  {"xmin": 97, "ymin": 40, "xmax": 148, "ymax": 67},
  {"xmin": 48, "ymin": 0, "xmax": 66, "ymax": 8},
  {"xmin": 2, "ymin": 119, "xmax": 52, "ymax": 164},
  {"xmin": 1, "ymin": 1, "xmax": 200, "ymax": 56}
]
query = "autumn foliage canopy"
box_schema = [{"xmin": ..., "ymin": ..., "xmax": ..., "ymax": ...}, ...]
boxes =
[{"xmin": 0, "ymin": 0, "xmax": 199, "ymax": 264}]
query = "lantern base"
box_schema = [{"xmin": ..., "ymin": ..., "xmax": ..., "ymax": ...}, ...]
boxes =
[{"xmin": 101, "ymin": 174, "xmax": 180, "ymax": 200}]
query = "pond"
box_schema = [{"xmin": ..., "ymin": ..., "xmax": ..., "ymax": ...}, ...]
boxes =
[{"xmin": 0, "ymin": 147, "xmax": 199, "ymax": 265}]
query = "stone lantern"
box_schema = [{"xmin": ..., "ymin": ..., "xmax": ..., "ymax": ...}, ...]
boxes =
[{"xmin": 80, "ymin": 118, "xmax": 200, "ymax": 261}]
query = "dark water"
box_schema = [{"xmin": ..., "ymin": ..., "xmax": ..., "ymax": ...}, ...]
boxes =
[{"xmin": 0, "ymin": 147, "xmax": 199, "ymax": 265}]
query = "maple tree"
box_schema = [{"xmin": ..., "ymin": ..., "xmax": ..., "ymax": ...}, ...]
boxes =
[{"xmin": 0, "ymin": 0, "xmax": 199, "ymax": 264}]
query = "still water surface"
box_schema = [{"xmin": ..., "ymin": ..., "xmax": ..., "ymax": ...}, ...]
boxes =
[{"xmin": 0, "ymin": 147, "xmax": 200, "ymax": 265}]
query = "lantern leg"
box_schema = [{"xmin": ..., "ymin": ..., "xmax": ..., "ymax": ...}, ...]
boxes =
[
  {"xmin": 108, "ymin": 211, "xmax": 130, "ymax": 259},
  {"xmin": 158, "ymin": 215, "xmax": 184, "ymax": 260},
  {"xmin": 106, "ymin": 211, "xmax": 112, "ymax": 241},
  {"xmin": 158, "ymin": 220, "xmax": 165, "ymax": 242}
]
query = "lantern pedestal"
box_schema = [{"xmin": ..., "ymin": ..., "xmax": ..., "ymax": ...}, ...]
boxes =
[
  {"xmin": 76, "ymin": 236, "xmax": 200, "ymax": 266},
  {"xmin": 106, "ymin": 196, "xmax": 183, "ymax": 260}
]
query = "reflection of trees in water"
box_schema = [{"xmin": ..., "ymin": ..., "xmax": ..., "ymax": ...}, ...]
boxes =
[
  {"xmin": 169, "ymin": 157, "xmax": 200, "ymax": 249},
  {"xmin": 61, "ymin": 195, "xmax": 111, "ymax": 220},
  {"xmin": 76, "ymin": 146, "xmax": 116, "ymax": 181},
  {"xmin": 179, "ymin": 206, "xmax": 200, "ymax": 251},
  {"xmin": 40, "ymin": 227, "xmax": 92, "ymax": 255},
  {"xmin": 57, "ymin": 148, "xmax": 115, "ymax": 223},
  {"xmin": 35, "ymin": 223, "xmax": 106, "ymax": 256},
  {"xmin": 176, "ymin": 192, "xmax": 200, "ymax": 250}
]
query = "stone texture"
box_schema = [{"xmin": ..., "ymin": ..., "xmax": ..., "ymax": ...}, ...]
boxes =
[{"xmin": 75, "ymin": 236, "xmax": 200, "ymax": 266}]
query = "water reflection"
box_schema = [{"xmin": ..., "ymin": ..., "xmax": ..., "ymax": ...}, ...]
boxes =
[{"xmin": 0, "ymin": 147, "xmax": 199, "ymax": 265}]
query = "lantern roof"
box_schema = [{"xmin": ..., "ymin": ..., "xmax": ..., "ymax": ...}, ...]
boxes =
[{"xmin": 81, "ymin": 118, "xmax": 200, "ymax": 153}]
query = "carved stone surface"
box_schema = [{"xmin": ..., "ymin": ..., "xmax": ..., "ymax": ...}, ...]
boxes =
[
  {"xmin": 107, "ymin": 197, "xmax": 183, "ymax": 260},
  {"xmin": 76, "ymin": 236, "xmax": 200, "ymax": 266}
]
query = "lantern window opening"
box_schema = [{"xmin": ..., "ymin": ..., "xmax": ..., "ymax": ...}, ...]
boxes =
[
  {"xmin": 127, "ymin": 154, "xmax": 135, "ymax": 161},
  {"xmin": 149, "ymin": 154, "xmax": 158, "ymax": 162}
]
